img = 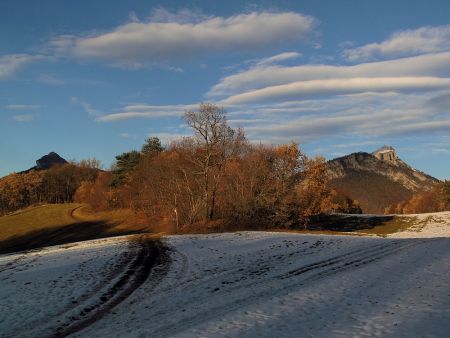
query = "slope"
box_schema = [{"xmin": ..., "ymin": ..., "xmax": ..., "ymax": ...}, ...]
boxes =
[
  {"xmin": 327, "ymin": 151, "xmax": 438, "ymax": 214},
  {"xmin": 0, "ymin": 204, "xmax": 149, "ymax": 253}
]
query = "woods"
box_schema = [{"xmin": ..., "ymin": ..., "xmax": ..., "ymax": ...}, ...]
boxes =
[
  {"xmin": 73, "ymin": 104, "xmax": 346, "ymax": 231},
  {"xmin": 0, "ymin": 161, "xmax": 99, "ymax": 216}
]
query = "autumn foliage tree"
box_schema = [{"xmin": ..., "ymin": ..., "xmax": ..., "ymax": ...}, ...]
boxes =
[
  {"xmin": 184, "ymin": 103, "xmax": 246, "ymax": 221},
  {"xmin": 281, "ymin": 156, "xmax": 338, "ymax": 228},
  {"xmin": 385, "ymin": 180, "xmax": 450, "ymax": 214},
  {"xmin": 0, "ymin": 161, "xmax": 99, "ymax": 215},
  {"xmin": 74, "ymin": 172, "xmax": 114, "ymax": 210},
  {"xmin": 88, "ymin": 104, "xmax": 340, "ymax": 231}
]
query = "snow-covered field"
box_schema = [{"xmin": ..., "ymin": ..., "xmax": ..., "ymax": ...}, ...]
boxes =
[
  {"xmin": 1, "ymin": 215, "xmax": 449, "ymax": 337},
  {"xmin": 389, "ymin": 211, "xmax": 450, "ymax": 238}
]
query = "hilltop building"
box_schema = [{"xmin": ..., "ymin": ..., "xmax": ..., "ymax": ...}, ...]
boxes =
[{"xmin": 372, "ymin": 146, "xmax": 397, "ymax": 162}]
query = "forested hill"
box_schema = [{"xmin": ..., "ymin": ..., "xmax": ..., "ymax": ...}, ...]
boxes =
[
  {"xmin": 326, "ymin": 151, "xmax": 438, "ymax": 214},
  {"xmin": 0, "ymin": 153, "xmax": 100, "ymax": 216}
]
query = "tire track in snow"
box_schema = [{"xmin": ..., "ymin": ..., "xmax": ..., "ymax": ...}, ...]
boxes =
[
  {"xmin": 150, "ymin": 238, "xmax": 435, "ymax": 337},
  {"xmin": 48, "ymin": 236, "xmax": 170, "ymax": 338},
  {"xmin": 9, "ymin": 236, "xmax": 170, "ymax": 338},
  {"xmin": 176, "ymin": 239, "xmax": 340, "ymax": 293}
]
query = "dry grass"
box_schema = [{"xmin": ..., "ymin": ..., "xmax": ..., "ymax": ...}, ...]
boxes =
[
  {"xmin": 0, "ymin": 204, "xmax": 150, "ymax": 254},
  {"xmin": 71, "ymin": 205, "xmax": 151, "ymax": 233},
  {"xmin": 0, "ymin": 204, "xmax": 82, "ymax": 242},
  {"xmin": 357, "ymin": 216, "xmax": 418, "ymax": 236}
]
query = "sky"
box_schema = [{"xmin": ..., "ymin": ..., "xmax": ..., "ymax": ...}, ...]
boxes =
[{"xmin": 1, "ymin": 0, "xmax": 450, "ymax": 179}]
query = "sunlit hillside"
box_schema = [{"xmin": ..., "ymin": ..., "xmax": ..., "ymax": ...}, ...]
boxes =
[{"xmin": 0, "ymin": 204, "xmax": 149, "ymax": 253}]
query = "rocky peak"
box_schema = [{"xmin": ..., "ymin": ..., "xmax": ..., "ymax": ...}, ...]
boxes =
[
  {"xmin": 372, "ymin": 145, "xmax": 397, "ymax": 162},
  {"xmin": 326, "ymin": 147, "xmax": 439, "ymax": 213},
  {"xmin": 35, "ymin": 152, "xmax": 68, "ymax": 170}
]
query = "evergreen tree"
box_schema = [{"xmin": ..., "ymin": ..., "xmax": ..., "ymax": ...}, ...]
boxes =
[
  {"xmin": 111, "ymin": 150, "xmax": 141, "ymax": 186},
  {"xmin": 142, "ymin": 137, "xmax": 163, "ymax": 156}
]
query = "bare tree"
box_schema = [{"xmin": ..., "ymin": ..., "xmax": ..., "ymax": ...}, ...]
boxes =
[{"xmin": 184, "ymin": 103, "xmax": 245, "ymax": 221}]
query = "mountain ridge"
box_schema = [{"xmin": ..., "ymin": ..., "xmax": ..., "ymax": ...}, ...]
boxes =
[{"xmin": 327, "ymin": 148, "xmax": 438, "ymax": 214}]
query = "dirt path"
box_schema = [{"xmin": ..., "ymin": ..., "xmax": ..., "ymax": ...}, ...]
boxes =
[{"xmin": 68, "ymin": 205, "xmax": 83, "ymax": 221}]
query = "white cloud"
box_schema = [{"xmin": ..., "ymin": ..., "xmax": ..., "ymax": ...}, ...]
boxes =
[
  {"xmin": 0, "ymin": 54, "xmax": 35, "ymax": 79},
  {"xmin": 95, "ymin": 91, "xmax": 450, "ymax": 144},
  {"xmin": 97, "ymin": 104, "xmax": 197, "ymax": 122},
  {"xmin": 13, "ymin": 114, "xmax": 34, "ymax": 122},
  {"xmin": 81, "ymin": 102, "xmax": 101, "ymax": 116},
  {"xmin": 216, "ymin": 89, "xmax": 450, "ymax": 143},
  {"xmin": 343, "ymin": 25, "xmax": 450, "ymax": 61},
  {"xmin": 70, "ymin": 96, "xmax": 101, "ymax": 116},
  {"xmin": 208, "ymin": 52, "xmax": 450, "ymax": 98},
  {"xmin": 255, "ymin": 52, "xmax": 302, "ymax": 66},
  {"xmin": 59, "ymin": 10, "xmax": 316, "ymax": 68},
  {"xmin": 200, "ymin": 33, "xmax": 450, "ymax": 143},
  {"xmin": 243, "ymin": 107, "xmax": 450, "ymax": 142},
  {"xmin": 5, "ymin": 104, "xmax": 40, "ymax": 110},
  {"xmin": 128, "ymin": 11, "xmax": 139, "ymax": 23},
  {"xmin": 222, "ymin": 77, "xmax": 450, "ymax": 105}
]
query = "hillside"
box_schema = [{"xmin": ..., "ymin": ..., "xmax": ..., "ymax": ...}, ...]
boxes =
[
  {"xmin": 0, "ymin": 152, "xmax": 101, "ymax": 216},
  {"xmin": 327, "ymin": 148, "xmax": 438, "ymax": 214},
  {"xmin": 0, "ymin": 204, "xmax": 149, "ymax": 253}
]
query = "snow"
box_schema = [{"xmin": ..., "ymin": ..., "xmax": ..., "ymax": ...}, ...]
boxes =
[
  {"xmin": 0, "ymin": 215, "xmax": 449, "ymax": 337},
  {"xmin": 388, "ymin": 211, "xmax": 450, "ymax": 238},
  {"xmin": 0, "ymin": 236, "xmax": 135, "ymax": 337}
]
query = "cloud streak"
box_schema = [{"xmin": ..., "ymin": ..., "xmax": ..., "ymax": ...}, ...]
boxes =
[
  {"xmin": 13, "ymin": 114, "xmax": 34, "ymax": 122},
  {"xmin": 70, "ymin": 97, "xmax": 101, "ymax": 116},
  {"xmin": 0, "ymin": 54, "xmax": 37, "ymax": 79},
  {"xmin": 96, "ymin": 104, "xmax": 198, "ymax": 122},
  {"xmin": 343, "ymin": 25, "xmax": 450, "ymax": 61},
  {"xmin": 59, "ymin": 10, "xmax": 316, "ymax": 68},
  {"xmin": 5, "ymin": 104, "xmax": 40, "ymax": 110},
  {"xmin": 255, "ymin": 52, "xmax": 302, "ymax": 66},
  {"xmin": 222, "ymin": 77, "xmax": 450, "ymax": 104},
  {"xmin": 239, "ymin": 94, "xmax": 450, "ymax": 142},
  {"xmin": 208, "ymin": 52, "xmax": 450, "ymax": 98}
]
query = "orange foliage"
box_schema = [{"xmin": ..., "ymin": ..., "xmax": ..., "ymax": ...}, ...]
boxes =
[
  {"xmin": 0, "ymin": 163, "xmax": 99, "ymax": 215},
  {"xmin": 385, "ymin": 181, "xmax": 449, "ymax": 214}
]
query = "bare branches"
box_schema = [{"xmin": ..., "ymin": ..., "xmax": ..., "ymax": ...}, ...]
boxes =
[{"xmin": 184, "ymin": 103, "xmax": 246, "ymax": 220}]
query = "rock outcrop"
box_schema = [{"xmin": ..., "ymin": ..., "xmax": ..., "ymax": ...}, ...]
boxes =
[
  {"xmin": 35, "ymin": 152, "xmax": 68, "ymax": 170},
  {"xmin": 327, "ymin": 147, "xmax": 438, "ymax": 214},
  {"xmin": 19, "ymin": 152, "xmax": 68, "ymax": 174}
]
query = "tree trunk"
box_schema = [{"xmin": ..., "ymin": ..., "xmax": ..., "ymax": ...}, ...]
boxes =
[{"xmin": 209, "ymin": 189, "xmax": 216, "ymax": 219}]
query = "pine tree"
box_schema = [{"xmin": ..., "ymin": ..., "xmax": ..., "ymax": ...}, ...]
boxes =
[{"xmin": 142, "ymin": 137, "xmax": 163, "ymax": 156}]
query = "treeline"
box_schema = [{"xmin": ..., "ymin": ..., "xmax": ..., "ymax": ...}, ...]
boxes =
[
  {"xmin": 75, "ymin": 104, "xmax": 360, "ymax": 231},
  {"xmin": 0, "ymin": 160, "xmax": 100, "ymax": 216},
  {"xmin": 385, "ymin": 181, "xmax": 450, "ymax": 214}
]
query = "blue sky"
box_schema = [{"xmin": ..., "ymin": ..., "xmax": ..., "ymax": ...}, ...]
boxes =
[{"xmin": 1, "ymin": 0, "xmax": 450, "ymax": 179}]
